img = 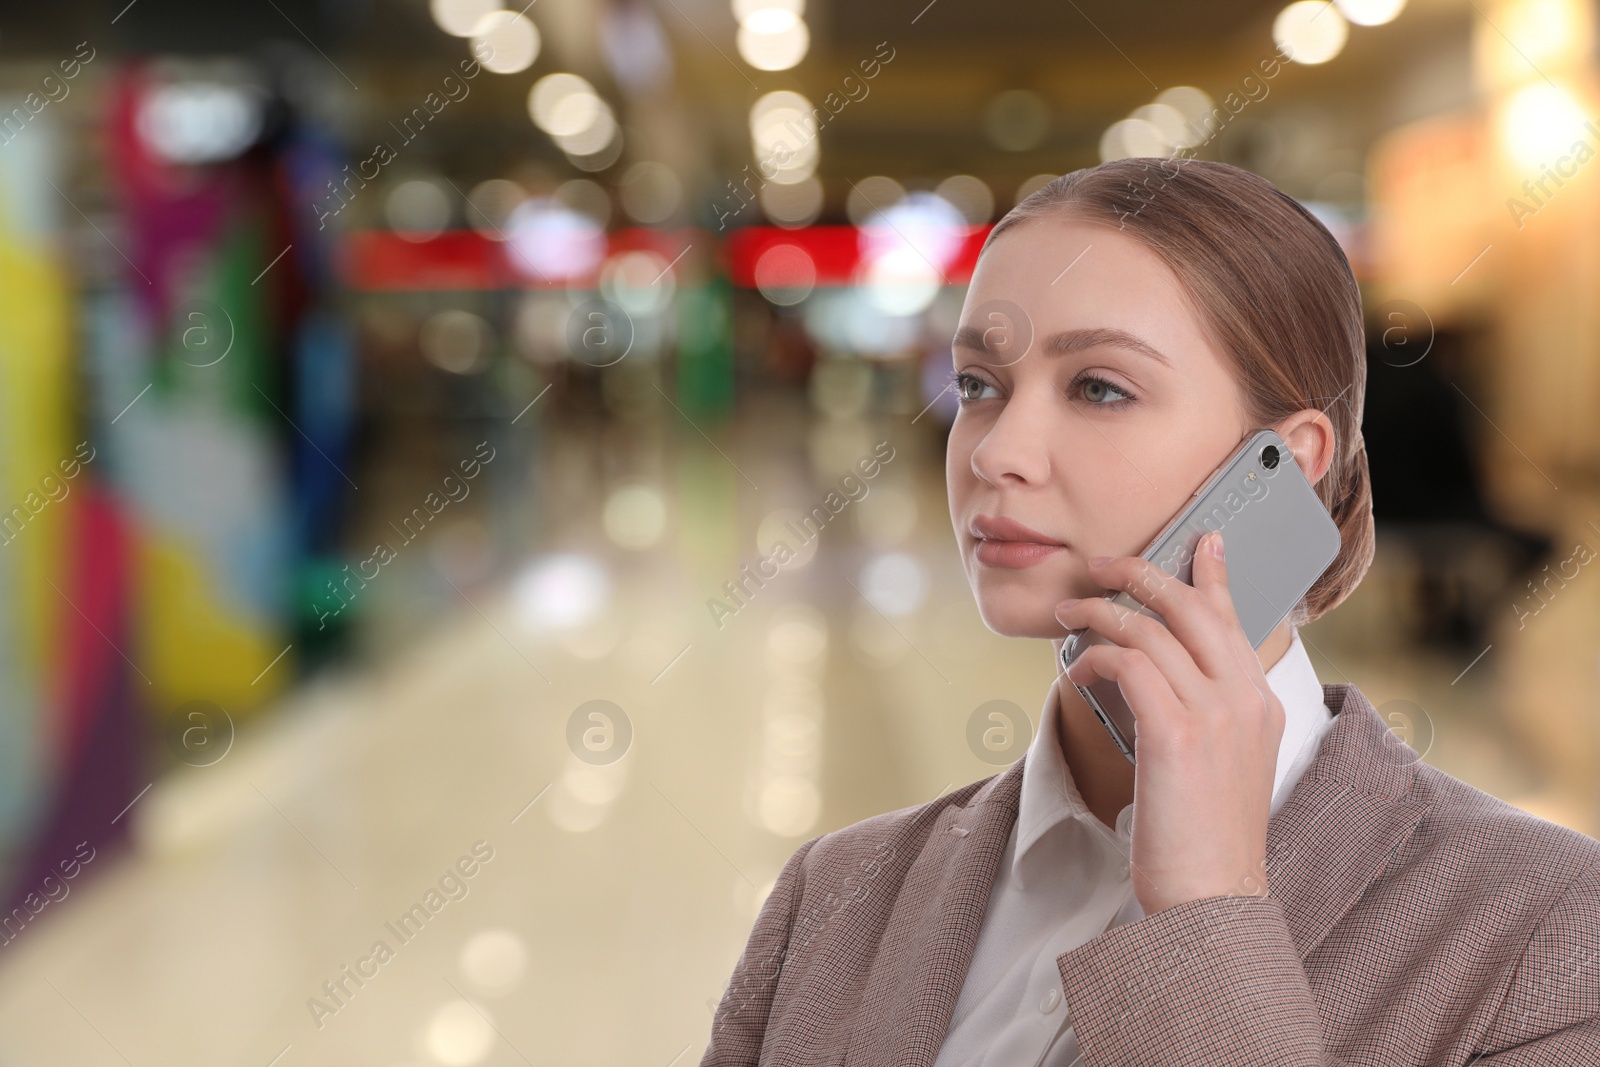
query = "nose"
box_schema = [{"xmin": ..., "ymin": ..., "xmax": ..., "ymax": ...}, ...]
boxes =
[{"xmin": 969, "ymin": 394, "xmax": 1052, "ymax": 488}]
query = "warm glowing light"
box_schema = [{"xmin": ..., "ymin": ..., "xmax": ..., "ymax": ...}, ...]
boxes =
[
  {"xmin": 603, "ymin": 486, "xmax": 668, "ymax": 550},
  {"xmin": 1499, "ymin": 81, "xmax": 1594, "ymax": 169},
  {"xmin": 528, "ymin": 73, "xmax": 601, "ymax": 136},
  {"xmin": 1475, "ymin": 0, "xmax": 1593, "ymax": 93},
  {"xmin": 736, "ymin": 8, "xmax": 810, "ymax": 71},
  {"xmin": 471, "ymin": 10, "xmax": 540, "ymax": 73},
  {"xmin": 750, "ymin": 91, "xmax": 820, "ymax": 182},
  {"xmin": 1099, "ymin": 117, "xmax": 1169, "ymax": 162},
  {"xmin": 1131, "ymin": 103, "xmax": 1191, "ymax": 150},
  {"xmin": 459, "ymin": 930, "xmax": 529, "ymax": 993},
  {"xmin": 759, "ymin": 776, "xmax": 820, "ymax": 836},
  {"xmin": 733, "ymin": 0, "xmax": 804, "ymax": 19},
  {"xmin": 552, "ymin": 105, "xmax": 617, "ymax": 156},
  {"xmin": 430, "ymin": 0, "xmax": 500, "ymax": 37},
  {"xmin": 1334, "ymin": 0, "xmax": 1406, "ymax": 25},
  {"xmin": 1155, "ymin": 85, "xmax": 1215, "ymax": 148},
  {"xmin": 424, "ymin": 1000, "xmax": 496, "ymax": 1065},
  {"xmin": 1274, "ymin": 0, "xmax": 1349, "ymax": 64},
  {"xmin": 759, "ymin": 177, "xmax": 824, "ymax": 227}
]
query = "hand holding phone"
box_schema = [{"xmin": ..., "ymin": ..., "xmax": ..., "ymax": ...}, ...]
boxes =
[
  {"xmin": 1057, "ymin": 428, "xmax": 1341, "ymax": 763},
  {"xmin": 1051, "ymin": 427, "xmax": 1340, "ymax": 914}
]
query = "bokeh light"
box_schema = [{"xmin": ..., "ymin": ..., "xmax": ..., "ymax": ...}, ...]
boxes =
[
  {"xmin": 984, "ymin": 89, "xmax": 1052, "ymax": 151},
  {"xmin": 754, "ymin": 243, "xmax": 818, "ymax": 306},
  {"xmin": 471, "ymin": 10, "xmax": 540, "ymax": 74},
  {"xmin": 733, "ymin": 0, "xmax": 804, "ymax": 17},
  {"xmin": 600, "ymin": 250, "xmax": 675, "ymax": 317},
  {"xmin": 934, "ymin": 174, "xmax": 995, "ymax": 225},
  {"xmin": 459, "ymin": 929, "xmax": 529, "ymax": 993},
  {"xmin": 859, "ymin": 552, "xmax": 928, "ymax": 616},
  {"xmin": 135, "ymin": 81, "xmax": 263, "ymax": 164},
  {"xmin": 504, "ymin": 197, "xmax": 607, "ymax": 281},
  {"xmin": 418, "ymin": 310, "xmax": 494, "ymax": 374},
  {"xmin": 423, "ymin": 1000, "xmax": 496, "ymax": 1065},
  {"xmin": 1014, "ymin": 172, "xmax": 1057, "ymax": 203},
  {"xmin": 1275, "ymin": 0, "xmax": 1350, "ymax": 64},
  {"xmin": 759, "ymin": 176, "xmax": 824, "ymax": 227},
  {"xmin": 528, "ymin": 72, "xmax": 603, "ymax": 136},
  {"xmin": 603, "ymin": 486, "xmax": 668, "ymax": 550},
  {"xmin": 736, "ymin": 8, "xmax": 810, "ymax": 71},
  {"xmin": 619, "ymin": 161, "xmax": 684, "ymax": 223},
  {"xmin": 385, "ymin": 178, "xmax": 452, "ymax": 240},
  {"xmin": 1499, "ymin": 81, "xmax": 1593, "ymax": 170},
  {"xmin": 1100, "ymin": 117, "xmax": 1171, "ymax": 161},
  {"xmin": 512, "ymin": 554, "xmax": 611, "ymax": 632},
  {"xmin": 464, "ymin": 177, "xmax": 527, "ymax": 238},
  {"xmin": 844, "ymin": 175, "xmax": 906, "ymax": 226},
  {"xmin": 751, "ymin": 90, "xmax": 821, "ymax": 183},
  {"xmin": 1335, "ymin": 0, "xmax": 1406, "ymax": 26},
  {"xmin": 430, "ymin": 0, "xmax": 501, "ymax": 37}
]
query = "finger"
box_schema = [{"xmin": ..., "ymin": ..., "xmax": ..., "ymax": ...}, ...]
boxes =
[
  {"xmin": 1055, "ymin": 594, "xmax": 1211, "ymax": 706},
  {"xmin": 1196, "ymin": 530, "xmax": 1278, "ymax": 696},
  {"xmin": 1197, "ymin": 532, "xmax": 1244, "ymax": 635},
  {"xmin": 1087, "ymin": 551, "xmax": 1239, "ymax": 681},
  {"xmin": 1062, "ymin": 642, "xmax": 1185, "ymax": 739}
]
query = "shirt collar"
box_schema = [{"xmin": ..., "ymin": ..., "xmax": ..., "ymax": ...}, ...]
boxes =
[{"xmin": 1013, "ymin": 625, "xmax": 1332, "ymax": 875}]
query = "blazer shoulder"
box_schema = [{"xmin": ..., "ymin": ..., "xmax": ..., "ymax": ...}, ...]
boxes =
[
  {"xmin": 796, "ymin": 768, "xmax": 1008, "ymax": 881},
  {"xmin": 1399, "ymin": 758, "xmax": 1600, "ymax": 904}
]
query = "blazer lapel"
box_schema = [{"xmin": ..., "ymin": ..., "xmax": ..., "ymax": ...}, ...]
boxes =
[
  {"xmin": 841, "ymin": 681, "xmax": 1426, "ymax": 1064},
  {"xmin": 845, "ymin": 761, "xmax": 1024, "ymax": 1067},
  {"xmin": 1264, "ymin": 682, "xmax": 1433, "ymax": 960}
]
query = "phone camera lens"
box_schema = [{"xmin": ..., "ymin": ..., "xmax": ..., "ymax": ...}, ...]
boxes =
[{"xmin": 1260, "ymin": 444, "xmax": 1281, "ymax": 470}]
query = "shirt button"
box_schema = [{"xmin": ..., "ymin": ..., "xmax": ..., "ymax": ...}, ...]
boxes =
[{"xmin": 1040, "ymin": 986, "xmax": 1062, "ymax": 1014}]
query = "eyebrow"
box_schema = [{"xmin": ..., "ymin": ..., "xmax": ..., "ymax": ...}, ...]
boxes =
[{"xmin": 951, "ymin": 325, "xmax": 1173, "ymax": 368}]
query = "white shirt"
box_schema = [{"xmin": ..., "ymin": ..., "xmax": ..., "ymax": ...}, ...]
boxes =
[{"xmin": 932, "ymin": 626, "xmax": 1335, "ymax": 1067}]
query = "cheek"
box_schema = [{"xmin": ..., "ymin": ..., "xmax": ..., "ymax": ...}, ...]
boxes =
[{"xmin": 944, "ymin": 422, "xmax": 976, "ymax": 489}]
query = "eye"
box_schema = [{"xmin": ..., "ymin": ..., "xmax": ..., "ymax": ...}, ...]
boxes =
[
  {"xmin": 949, "ymin": 370, "xmax": 997, "ymax": 403},
  {"xmin": 1071, "ymin": 371, "xmax": 1136, "ymax": 408}
]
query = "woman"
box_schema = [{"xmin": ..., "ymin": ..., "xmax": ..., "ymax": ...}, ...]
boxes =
[{"xmin": 700, "ymin": 159, "xmax": 1600, "ymax": 1066}]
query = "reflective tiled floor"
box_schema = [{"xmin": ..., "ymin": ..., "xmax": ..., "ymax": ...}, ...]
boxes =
[{"xmin": 1, "ymin": 387, "xmax": 1594, "ymax": 1066}]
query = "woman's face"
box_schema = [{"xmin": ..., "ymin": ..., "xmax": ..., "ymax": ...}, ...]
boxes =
[{"xmin": 946, "ymin": 215, "xmax": 1255, "ymax": 639}]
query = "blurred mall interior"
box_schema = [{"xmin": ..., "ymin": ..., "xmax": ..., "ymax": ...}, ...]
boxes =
[{"xmin": 0, "ymin": 0, "xmax": 1598, "ymax": 1063}]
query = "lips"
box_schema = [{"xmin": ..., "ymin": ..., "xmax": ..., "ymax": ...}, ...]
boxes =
[{"xmin": 969, "ymin": 514, "xmax": 1067, "ymax": 569}]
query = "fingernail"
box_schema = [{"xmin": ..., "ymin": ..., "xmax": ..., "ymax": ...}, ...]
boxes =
[
  {"xmin": 1211, "ymin": 532, "xmax": 1224, "ymax": 560},
  {"xmin": 1090, "ymin": 555, "xmax": 1112, "ymax": 566},
  {"xmin": 1056, "ymin": 597, "xmax": 1080, "ymax": 613}
]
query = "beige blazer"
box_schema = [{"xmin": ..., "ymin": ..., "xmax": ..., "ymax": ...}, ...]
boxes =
[{"xmin": 700, "ymin": 683, "xmax": 1600, "ymax": 1065}]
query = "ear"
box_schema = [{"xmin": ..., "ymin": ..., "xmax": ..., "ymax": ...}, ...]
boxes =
[{"xmin": 1274, "ymin": 408, "xmax": 1337, "ymax": 487}]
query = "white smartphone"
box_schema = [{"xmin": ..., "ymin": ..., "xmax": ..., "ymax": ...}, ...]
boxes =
[{"xmin": 1057, "ymin": 428, "xmax": 1342, "ymax": 763}]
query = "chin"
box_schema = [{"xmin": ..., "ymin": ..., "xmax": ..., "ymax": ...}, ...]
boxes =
[{"xmin": 971, "ymin": 591, "xmax": 1068, "ymax": 640}]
